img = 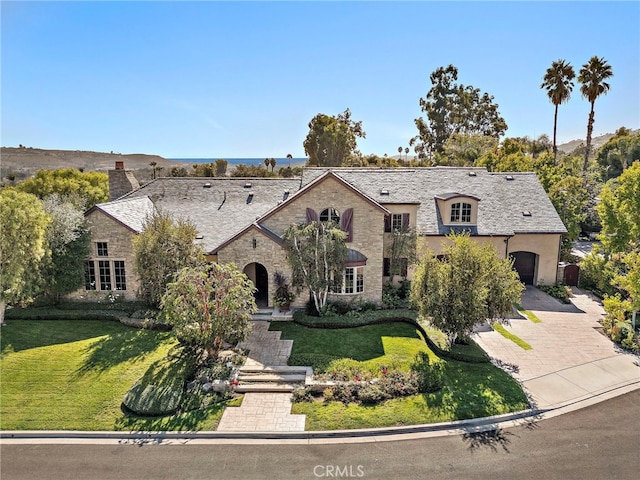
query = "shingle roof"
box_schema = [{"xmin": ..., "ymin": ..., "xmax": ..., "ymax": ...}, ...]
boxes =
[
  {"xmin": 301, "ymin": 167, "xmax": 567, "ymax": 236},
  {"xmin": 94, "ymin": 196, "xmax": 156, "ymax": 233},
  {"xmin": 120, "ymin": 177, "xmax": 302, "ymax": 251},
  {"xmin": 96, "ymin": 167, "xmax": 565, "ymax": 251}
]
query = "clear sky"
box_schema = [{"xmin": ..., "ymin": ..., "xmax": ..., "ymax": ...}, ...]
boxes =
[{"xmin": 2, "ymin": 1, "xmax": 639, "ymax": 158}]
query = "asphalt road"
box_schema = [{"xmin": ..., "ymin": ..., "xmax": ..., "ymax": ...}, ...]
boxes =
[{"xmin": 2, "ymin": 390, "xmax": 639, "ymax": 480}]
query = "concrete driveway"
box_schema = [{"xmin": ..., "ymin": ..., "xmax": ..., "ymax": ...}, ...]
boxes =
[{"xmin": 473, "ymin": 286, "xmax": 640, "ymax": 409}]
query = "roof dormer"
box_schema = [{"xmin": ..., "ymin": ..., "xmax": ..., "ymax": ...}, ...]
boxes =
[{"xmin": 435, "ymin": 193, "xmax": 480, "ymax": 226}]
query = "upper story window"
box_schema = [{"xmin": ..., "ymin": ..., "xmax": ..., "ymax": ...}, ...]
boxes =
[
  {"xmin": 320, "ymin": 207, "xmax": 340, "ymax": 224},
  {"xmin": 385, "ymin": 213, "xmax": 410, "ymax": 232},
  {"xmin": 450, "ymin": 202, "xmax": 472, "ymax": 223},
  {"xmin": 97, "ymin": 242, "xmax": 108, "ymax": 257}
]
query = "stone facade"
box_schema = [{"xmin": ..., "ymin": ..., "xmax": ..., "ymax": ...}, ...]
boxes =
[{"xmin": 69, "ymin": 209, "xmax": 139, "ymax": 301}]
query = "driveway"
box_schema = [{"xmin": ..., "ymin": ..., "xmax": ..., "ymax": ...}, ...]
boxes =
[{"xmin": 473, "ymin": 286, "xmax": 640, "ymax": 409}]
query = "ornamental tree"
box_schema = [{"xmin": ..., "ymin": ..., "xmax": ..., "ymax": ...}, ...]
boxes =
[
  {"xmin": 283, "ymin": 220, "xmax": 348, "ymax": 314},
  {"xmin": 133, "ymin": 211, "xmax": 205, "ymax": 307},
  {"xmin": 0, "ymin": 189, "xmax": 51, "ymax": 324},
  {"xmin": 303, "ymin": 109, "xmax": 366, "ymax": 167},
  {"xmin": 411, "ymin": 233, "xmax": 523, "ymax": 344},
  {"xmin": 160, "ymin": 263, "xmax": 256, "ymax": 360}
]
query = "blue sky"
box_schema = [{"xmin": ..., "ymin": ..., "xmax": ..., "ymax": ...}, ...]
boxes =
[{"xmin": 2, "ymin": 1, "xmax": 639, "ymax": 158}]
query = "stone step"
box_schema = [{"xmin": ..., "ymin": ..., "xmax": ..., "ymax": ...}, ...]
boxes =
[
  {"xmin": 237, "ymin": 373, "xmax": 306, "ymax": 383},
  {"xmin": 235, "ymin": 383, "xmax": 297, "ymax": 393},
  {"xmin": 238, "ymin": 365, "xmax": 309, "ymax": 374}
]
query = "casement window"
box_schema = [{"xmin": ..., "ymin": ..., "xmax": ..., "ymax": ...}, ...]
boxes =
[
  {"xmin": 383, "ymin": 258, "xmax": 408, "ymax": 277},
  {"xmin": 84, "ymin": 260, "xmax": 127, "ymax": 291},
  {"xmin": 450, "ymin": 202, "xmax": 472, "ymax": 223},
  {"xmin": 385, "ymin": 213, "xmax": 410, "ymax": 232},
  {"xmin": 84, "ymin": 261, "xmax": 96, "ymax": 290},
  {"xmin": 96, "ymin": 242, "xmax": 108, "ymax": 257},
  {"xmin": 98, "ymin": 260, "xmax": 112, "ymax": 290},
  {"xmin": 331, "ymin": 266, "xmax": 364, "ymax": 294},
  {"xmin": 114, "ymin": 261, "xmax": 127, "ymax": 290},
  {"xmin": 306, "ymin": 207, "xmax": 354, "ymax": 242}
]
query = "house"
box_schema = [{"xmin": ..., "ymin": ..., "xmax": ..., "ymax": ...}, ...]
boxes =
[{"xmin": 72, "ymin": 163, "xmax": 567, "ymax": 307}]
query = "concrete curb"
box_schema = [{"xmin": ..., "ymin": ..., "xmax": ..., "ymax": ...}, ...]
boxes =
[{"xmin": 2, "ymin": 380, "xmax": 638, "ymax": 445}]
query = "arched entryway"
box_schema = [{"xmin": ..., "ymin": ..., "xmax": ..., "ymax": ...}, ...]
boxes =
[
  {"xmin": 243, "ymin": 262, "xmax": 269, "ymax": 307},
  {"xmin": 510, "ymin": 251, "xmax": 537, "ymax": 285}
]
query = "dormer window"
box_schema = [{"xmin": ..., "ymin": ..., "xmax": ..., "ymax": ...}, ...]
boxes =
[{"xmin": 451, "ymin": 202, "xmax": 472, "ymax": 223}]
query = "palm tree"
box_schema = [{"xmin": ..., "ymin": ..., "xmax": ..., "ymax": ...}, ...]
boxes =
[
  {"xmin": 578, "ymin": 56, "xmax": 613, "ymax": 174},
  {"xmin": 286, "ymin": 153, "xmax": 293, "ymax": 168},
  {"xmin": 269, "ymin": 158, "xmax": 276, "ymax": 172},
  {"xmin": 264, "ymin": 158, "xmax": 270, "ymax": 169},
  {"xmin": 541, "ymin": 59, "xmax": 575, "ymax": 163},
  {"xmin": 404, "ymin": 147, "xmax": 410, "ymax": 163},
  {"xmin": 397, "ymin": 146, "xmax": 403, "ymax": 162}
]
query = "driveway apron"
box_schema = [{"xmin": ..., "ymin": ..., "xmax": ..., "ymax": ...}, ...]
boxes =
[{"xmin": 473, "ymin": 287, "xmax": 640, "ymax": 409}]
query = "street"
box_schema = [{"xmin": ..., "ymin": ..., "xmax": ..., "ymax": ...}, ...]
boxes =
[{"xmin": 2, "ymin": 390, "xmax": 639, "ymax": 480}]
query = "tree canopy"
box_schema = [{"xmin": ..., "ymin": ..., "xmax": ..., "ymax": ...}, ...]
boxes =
[
  {"xmin": 160, "ymin": 262, "xmax": 256, "ymax": 359},
  {"xmin": 15, "ymin": 168, "xmax": 109, "ymax": 209},
  {"xmin": 596, "ymin": 129, "xmax": 640, "ymax": 181},
  {"xmin": 412, "ymin": 65, "xmax": 507, "ymax": 159},
  {"xmin": 283, "ymin": 220, "xmax": 348, "ymax": 314},
  {"xmin": 303, "ymin": 109, "xmax": 366, "ymax": 167},
  {"xmin": 133, "ymin": 211, "xmax": 205, "ymax": 307},
  {"xmin": 411, "ymin": 233, "xmax": 523, "ymax": 344},
  {"xmin": 0, "ymin": 189, "xmax": 51, "ymax": 324}
]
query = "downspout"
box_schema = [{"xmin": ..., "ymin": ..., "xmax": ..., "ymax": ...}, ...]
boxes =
[{"xmin": 504, "ymin": 234, "xmax": 513, "ymax": 258}]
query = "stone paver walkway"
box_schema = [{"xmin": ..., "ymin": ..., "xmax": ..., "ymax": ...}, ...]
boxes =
[
  {"xmin": 473, "ymin": 286, "xmax": 639, "ymax": 408},
  {"xmin": 217, "ymin": 319, "xmax": 306, "ymax": 432}
]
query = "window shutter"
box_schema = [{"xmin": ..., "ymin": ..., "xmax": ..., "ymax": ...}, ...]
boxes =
[
  {"xmin": 384, "ymin": 215, "xmax": 391, "ymax": 232},
  {"xmin": 383, "ymin": 258, "xmax": 391, "ymax": 277},
  {"xmin": 402, "ymin": 213, "xmax": 410, "ymax": 229},
  {"xmin": 340, "ymin": 208, "xmax": 353, "ymax": 242},
  {"xmin": 306, "ymin": 208, "xmax": 318, "ymax": 224}
]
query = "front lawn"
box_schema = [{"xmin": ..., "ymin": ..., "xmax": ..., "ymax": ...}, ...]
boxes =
[
  {"xmin": 0, "ymin": 320, "xmax": 234, "ymax": 431},
  {"xmin": 270, "ymin": 321, "xmax": 529, "ymax": 430}
]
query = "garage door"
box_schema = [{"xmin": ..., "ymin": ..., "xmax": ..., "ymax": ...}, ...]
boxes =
[{"xmin": 511, "ymin": 251, "xmax": 536, "ymax": 285}]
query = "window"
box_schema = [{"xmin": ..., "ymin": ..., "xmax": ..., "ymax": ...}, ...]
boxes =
[
  {"xmin": 391, "ymin": 214, "xmax": 403, "ymax": 231},
  {"xmin": 331, "ymin": 267, "xmax": 364, "ymax": 294},
  {"xmin": 319, "ymin": 207, "xmax": 340, "ymax": 224},
  {"xmin": 114, "ymin": 261, "xmax": 127, "ymax": 290},
  {"xmin": 450, "ymin": 202, "xmax": 472, "ymax": 223},
  {"xmin": 383, "ymin": 258, "xmax": 408, "ymax": 277},
  {"xmin": 97, "ymin": 242, "xmax": 108, "ymax": 257},
  {"xmin": 84, "ymin": 261, "xmax": 96, "ymax": 290},
  {"xmin": 99, "ymin": 260, "xmax": 112, "ymax": 290},
  {"xmin": 385, "ymin": 213, "xmax": 409, "ymax": 232}
]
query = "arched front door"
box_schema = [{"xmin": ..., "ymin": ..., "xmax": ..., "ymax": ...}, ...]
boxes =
[
  {"xmin": 510, "ymin": 251, "xmax": 537, "ymax": 285},
  {"xmin": 243, "ymin": 263, "xmax": 269, "ymax": 308}
]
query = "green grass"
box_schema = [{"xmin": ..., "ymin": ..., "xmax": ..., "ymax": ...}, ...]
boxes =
[
  {"xmin": 492, "ymin": 324, "xmax": 533, "ymax": 350},
  {"xmin": 514, "ymin": 303, "xmax": 542, "ymax": 323},
  {"xmin": 0, "ymin": 320, "xmax": 234, "ymax": 431},
  {"xmin": 270, "ymin": 321, "xmax": 529, "ymax": 430}
]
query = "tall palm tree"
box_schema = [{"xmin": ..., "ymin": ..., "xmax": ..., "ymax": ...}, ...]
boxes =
[
  {"xmin": 578, "ymin": 56, "xmax": 613, "ymax": 174},
  {"xmin": 397, "ymin": 146, "xmax": 403, "ymax": 162},
  {"xmin": 541, "ymin": 59, "xmax": 575, "ymax": 163}
]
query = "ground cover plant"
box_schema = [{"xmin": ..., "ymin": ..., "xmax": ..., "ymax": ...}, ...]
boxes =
[
  {"xmin": 269, "ymin": 320, "xmax": 528, "ymax": 430},
  {"xmin": 0, "ymin": 319, "xmax": 237, "ymax": 431}
]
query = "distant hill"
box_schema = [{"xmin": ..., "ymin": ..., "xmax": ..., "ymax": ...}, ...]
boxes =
[
  {"xmin": 557, "ymin": 129, "xmax": 639, "ymax": 154},
  {"xmin": 0, "ymin": 147, "xmax": 172, "ymax": 182}
]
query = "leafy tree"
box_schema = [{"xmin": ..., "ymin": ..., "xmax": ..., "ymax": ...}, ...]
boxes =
[
  {"xmin": 161, "ymin": 262, "xmax": 256, "ymax": 360},
  {"xmin": 230, "ymin": 164, "xmax": 276, "ymax": 177},
  {"xmin": 541, "ymin": 59, "xmax": 576, "ymax": 163},
  {"xmin": 169, "ymin": 166, "xmax": 189, "ymax": 177},
  {"xmin": 386, "ymin": 226, "xmax": 417, "ymax": 280},
  {"xmin": 214, "ymin": 159, "xmax": 228, "ymax": 176},
  {"xmin": 41, "ymin": 194, "xmax": 91, "ymax": 303},
  {"xmin": 596, "ymin": 161, "xmax": 640, "ymax": 255},
  {"xmin": 15, "ymin": 168, "xmax": 108, "ymax": 209},
  {"xmin": 578, "ymin": 56, "xmax": 614, "ymax": 174},
  {"xmin": 412, "ymin": 65, "xmax": 507, "ymax": 158},
  {"xmin": 133, "ymin": 211, "xmax": 205, "ymax": 307},
  {"xmin": 283, "ymin": 220, "xmax": 348, "ymax": 314},
  {"xmin": 596, "ymin": 129, "xmax": 640, "ymax": 181},
  {"xmin": 0, "ymin": 189, "xmax": 51, "ymax": 324},
  {"xmin": 443, "ymin": 133, "xmax": 498, "ymax": 166},
  {"xmin": 547, "ymin": 176, "xmax": 589, "ymax": 258},
  {"xmin": 411, "ymin": 233, "xmax": 523, "ymax": 344},
  {"xmin": 303, "ymin": 109, "xmax": 365, "ymax": 167}
]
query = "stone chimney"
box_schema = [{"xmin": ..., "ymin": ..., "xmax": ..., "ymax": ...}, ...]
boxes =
[{"xmin": 108, "ymin": 162, "xmax": 140, "ymax": 201}]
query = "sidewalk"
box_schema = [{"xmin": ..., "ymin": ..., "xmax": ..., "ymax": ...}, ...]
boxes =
[{"xmin": 473, "ymin": 286, "xmax": 640, "ymax": 409}]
